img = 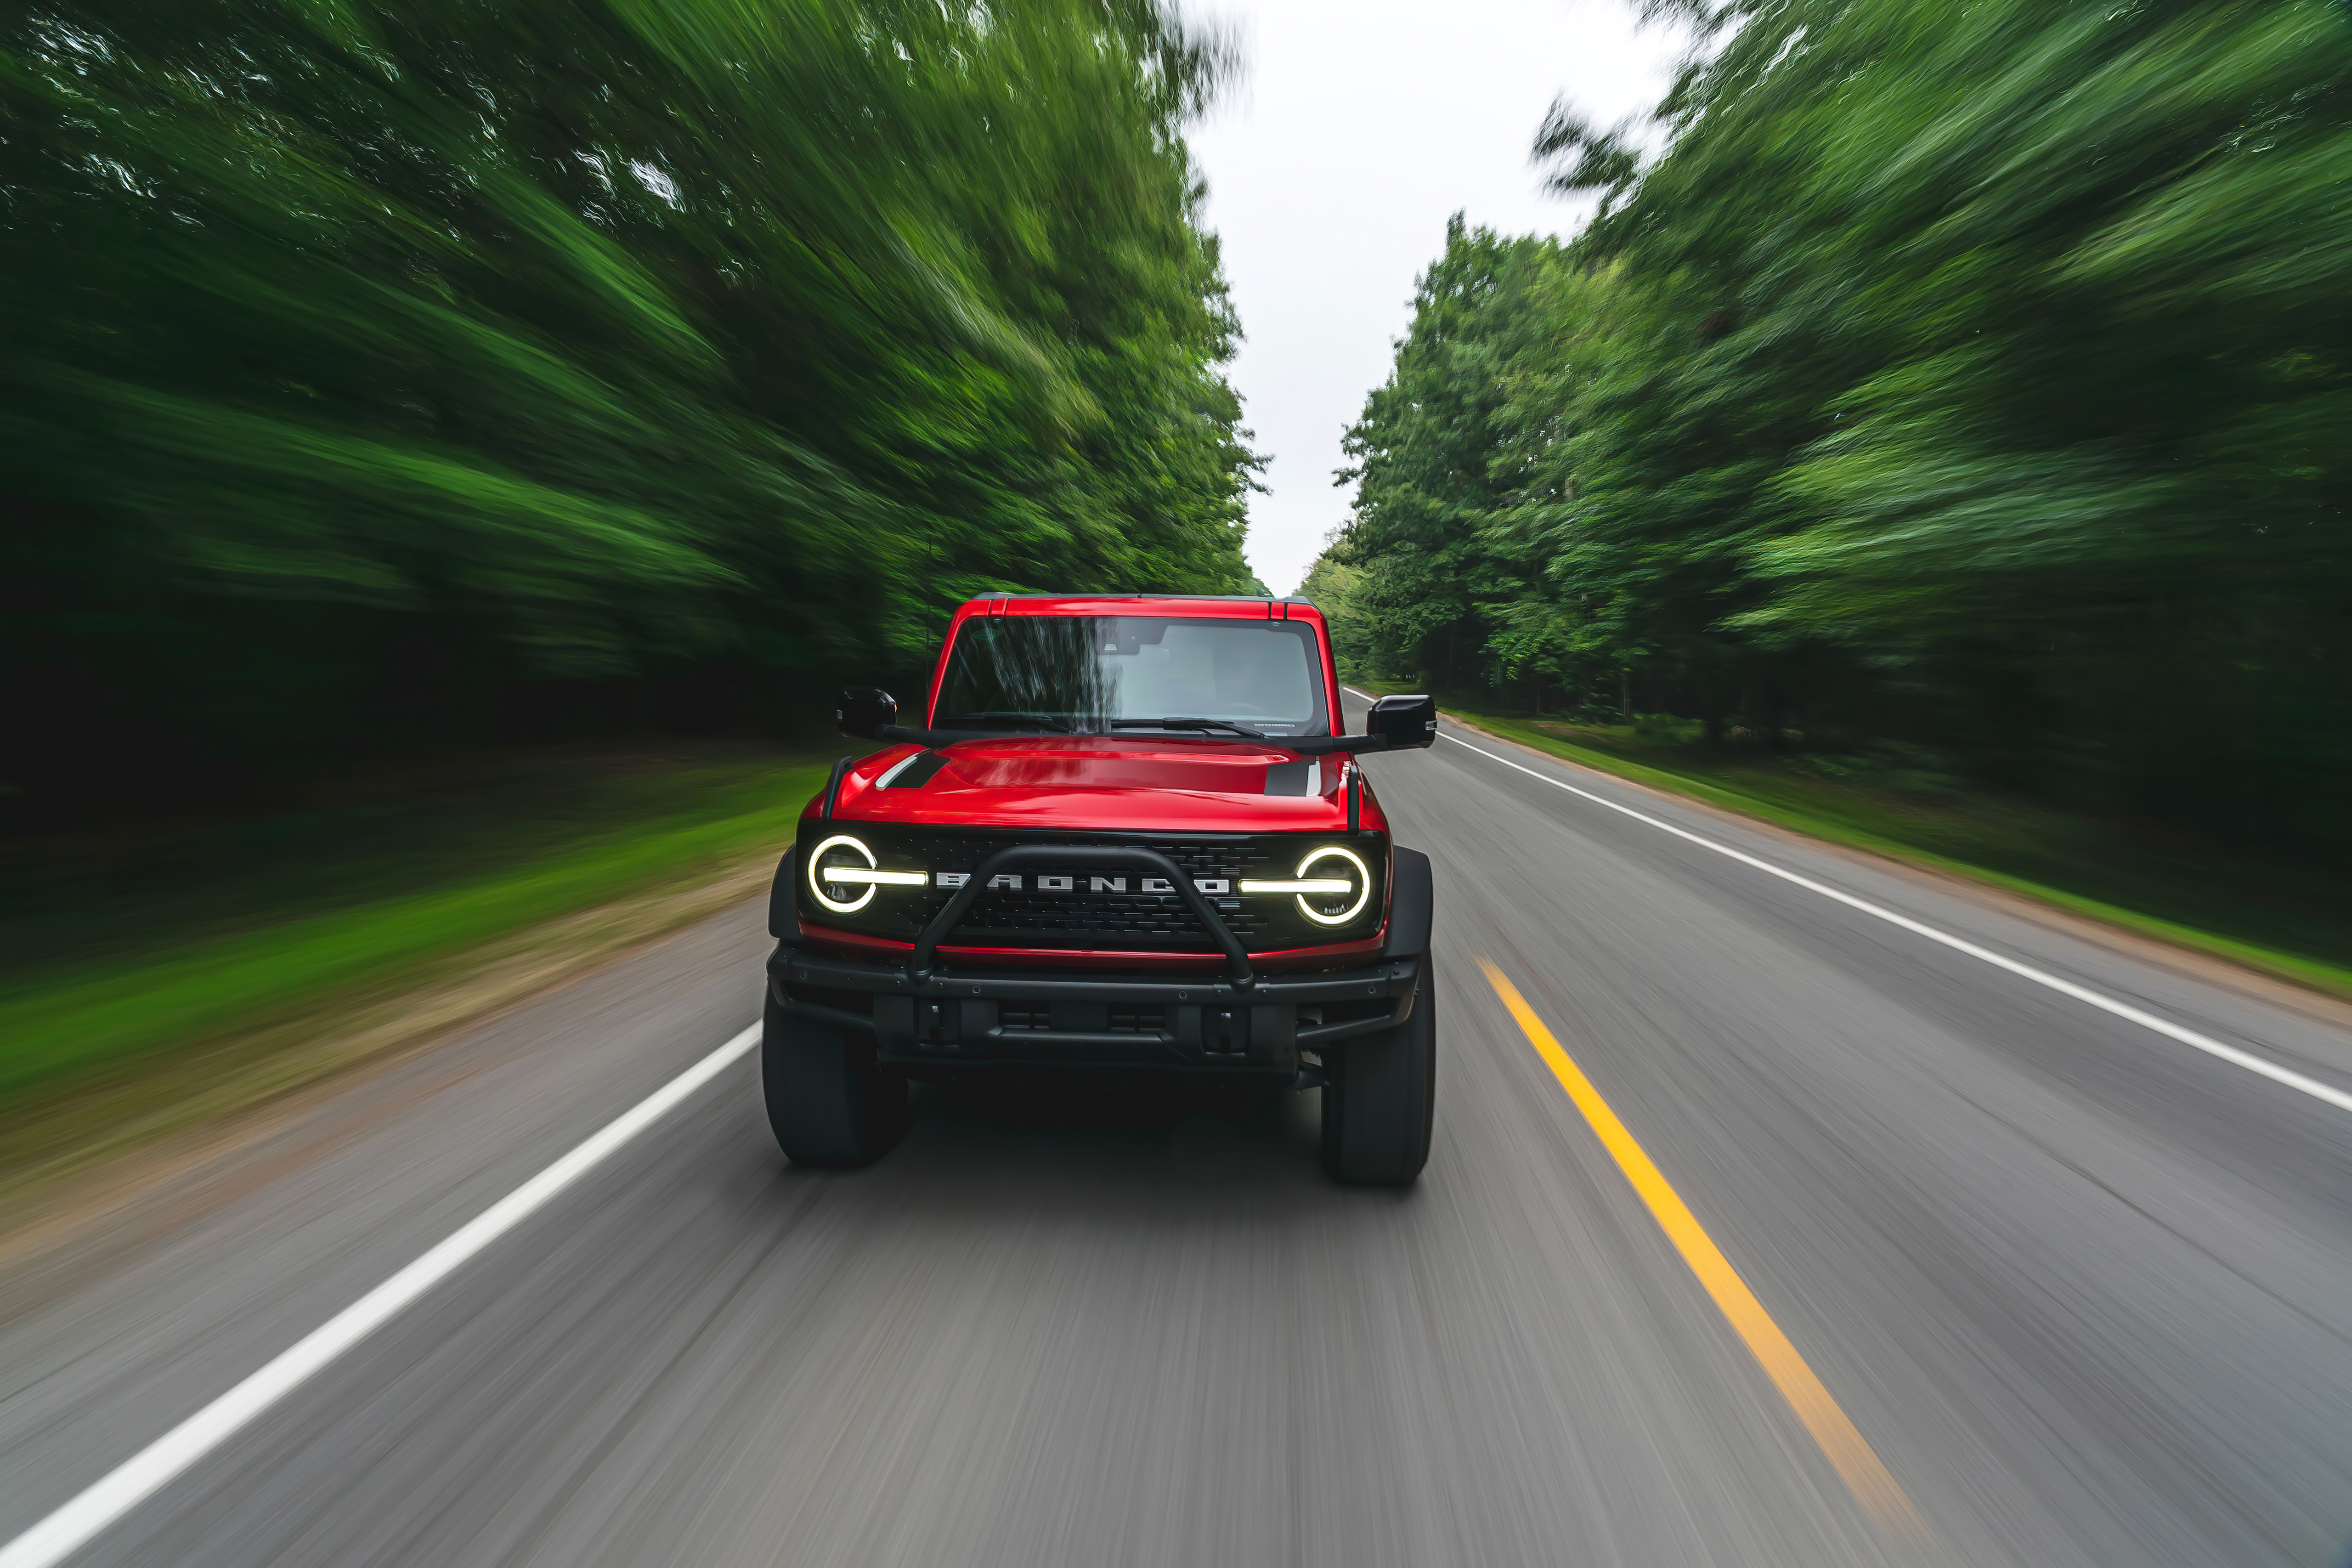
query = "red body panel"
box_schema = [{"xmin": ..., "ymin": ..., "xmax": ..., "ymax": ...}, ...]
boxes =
[
  {"xmin": 815, "ymin": 737, "xmax": 1386, "ymax": 834},
  {"xmin": 811, "ymin": 595, "xmax": 1386, "ymax": 838},
  {"xmin": 797, "ymin": 595, "xmax": 1388, "ymax": 967}
]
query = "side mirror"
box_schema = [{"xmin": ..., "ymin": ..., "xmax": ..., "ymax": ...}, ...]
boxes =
[
  {"xmin": 1368, "ymin": 693, "xmax": 1437, "ymax": 751},
  {"xmin": 837, "ymin": 687, "xmax": 898, "ymax": 740}
]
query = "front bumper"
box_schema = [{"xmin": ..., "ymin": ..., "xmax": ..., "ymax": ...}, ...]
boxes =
[{"xmin": 769, "ymin": 943, "xmax": 1419, "ymax": 1077}]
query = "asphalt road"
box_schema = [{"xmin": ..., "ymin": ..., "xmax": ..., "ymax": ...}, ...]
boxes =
[{"xmin": 8, "ymin": 696, "xmax": 2352, "ymax": 1567}]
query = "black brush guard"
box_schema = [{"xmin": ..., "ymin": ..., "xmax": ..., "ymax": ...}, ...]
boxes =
[{"xmin": 770, "ymin": 843, "xmax": 1417, "ymax": 1077}]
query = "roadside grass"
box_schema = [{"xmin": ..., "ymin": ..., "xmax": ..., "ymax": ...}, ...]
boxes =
[
  {"xmin": 0, "ymin": 745, "xmax": 833, "ymax": 1101},
  {"xmin": 1349, "ymin": 685, "xmax": 2352, "ymax": 1000}
]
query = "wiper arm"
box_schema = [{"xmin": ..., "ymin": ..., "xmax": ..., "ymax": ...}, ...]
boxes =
[
  {"xmin": 1111, "ymin": 717, "xmax": 1268, "ymax": 740},
  {"xmin": 938, "ymin": 711, "xmax": 1074, "ymax": 733},
  {"xmin": 1114, "ymin": 718, "xmax": 1400, "ymax": 754}
]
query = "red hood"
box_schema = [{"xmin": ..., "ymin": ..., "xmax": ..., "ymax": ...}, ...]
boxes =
[{"xmin": 813, "ymin": 736, "xmax": 1387, "ymax": 834}]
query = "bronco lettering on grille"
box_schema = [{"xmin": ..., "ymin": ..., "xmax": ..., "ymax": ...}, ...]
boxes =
[{"xmin": 929, "ymin": 872, "xmax": 1233, "ymax": 894}]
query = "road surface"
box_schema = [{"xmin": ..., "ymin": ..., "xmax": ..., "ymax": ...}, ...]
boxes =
[{"xmin": 6, "ymin": 696, "xmax": 2352, "ymax": 1567}]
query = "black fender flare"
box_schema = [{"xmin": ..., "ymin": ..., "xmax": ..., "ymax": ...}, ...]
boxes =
[
  {"xmin": 1383, "ymin": 844, "xmax": 1433, "ymax": 958},
  {"xmin": 767, "ymin": 846, "xmax": 798, "ymax": 939}
]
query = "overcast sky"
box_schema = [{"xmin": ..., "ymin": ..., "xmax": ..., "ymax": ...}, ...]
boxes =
[{"xmin": 1185, "ymin": 0, "xmax": 1689, "ymax": 594}]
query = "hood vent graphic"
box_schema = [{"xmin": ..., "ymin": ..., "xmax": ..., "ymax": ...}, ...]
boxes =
[
  {"xmin": 881, "ymin": 751, "xmax": 952, "ymax": 789},
  {"xmin": 1263, "ymin": 760, "xmax": 1313, "ymax": 797}
]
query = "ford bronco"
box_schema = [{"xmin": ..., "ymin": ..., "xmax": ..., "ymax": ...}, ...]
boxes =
[{"xmin": 763, "ymin": 594, "xmax": 1438, "ymax": 1184}]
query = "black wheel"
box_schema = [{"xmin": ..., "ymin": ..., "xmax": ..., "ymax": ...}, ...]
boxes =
[
  {"xmin": 763, "ymin": 992, "xmax": 907, "ymax": 1167},
  {"xmin": 1320, "ymin": 968, "xmax": 1436, "ymax": 1186}
]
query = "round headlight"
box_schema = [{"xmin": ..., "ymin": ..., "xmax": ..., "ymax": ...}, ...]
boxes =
[
  {"xmin": 808, "ymin": 833, "xmax": 878, "ymax": 914},
  {"xmin": 1294, "ymin": 844, "xmax": 1371, "ymax": 926}
]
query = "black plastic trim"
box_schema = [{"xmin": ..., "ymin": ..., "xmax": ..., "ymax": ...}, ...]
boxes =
[
  {"xmin": 785, "ymin": 999, "xmax": 875, "ymax": 1034},
  {"xmin": 1285, "ymin": 732, "xmax": 1391, "ymax": 757},
  {"xmin": 771, "ymin": 946, "xmax": 1418, "ymax": 1085},
  {"xmin": 1383, "ymin": 846, "xmax": 1433, "ymax": 958},
  {"xmin": 988, "ymin": 1027, "xmax": 1178, "ymax": 1049},
  {"xmin": 821, "ymin": 756, "xmax": 853, "ymax": 818},
  {"xmin": 900, "ymin": 1057, "xmax": 1301, "ymax": 1079},
  {"xmin": 766, "ymin": 847, "xmax": 799, "ymax": 939},
  {"xmin": 1298, "ymin": 987, "xmax": 1415, "ymax": 1046},
  {"xmin": 772, "ymin": 944, "xmax": 1414, "ymax": 1013}
]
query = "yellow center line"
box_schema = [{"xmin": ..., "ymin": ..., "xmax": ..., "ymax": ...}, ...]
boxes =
[{"xmin": 1478, "ymin": 957, "xmax": 1924, "ymax": 1534}]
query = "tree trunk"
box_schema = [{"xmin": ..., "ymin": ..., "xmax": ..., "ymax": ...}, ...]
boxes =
[{"xmin": 1741, "ymin": 655, "xmax": 1774, "ymax": 752}]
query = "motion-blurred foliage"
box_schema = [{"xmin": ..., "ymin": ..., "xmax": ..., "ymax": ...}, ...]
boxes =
[
  {"xmin": 1, "ymin": 0, "xmax": 1259, "ymax": 818},
  {"xmin": 1326, "ymin": 0, "xmax": 2352, "ymax": 854}
]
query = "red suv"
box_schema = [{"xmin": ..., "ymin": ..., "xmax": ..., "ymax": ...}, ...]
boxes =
[{"xmin": 763, "ymin": 594, "xmax": 1438, "ymax": 1184}]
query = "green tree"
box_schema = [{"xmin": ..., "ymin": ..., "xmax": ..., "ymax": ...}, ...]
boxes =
[
  {"xmin": 1343, "ymin": 0, "xmax": 2352, "ymax": 854},
  {"xmin": 1336, "ymin": 217, "xmax": 1568, "ymax": 691},
  {"xmin": 1297, "ymin": 539, "xmax": 1369, "ymax": 678},
  {"xmin": 0, "ymin": 0, "xmax": 1260, "ymax": 814}
]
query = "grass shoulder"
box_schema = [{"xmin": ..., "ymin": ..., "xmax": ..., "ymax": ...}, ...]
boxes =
[
  {"xmin": 1347, "ymin": 683, "xmax": 2352, "ymax": 1002},
  {"xmin": 0, "ymin": 744, "xmax": 832, "ymax": 1205}
]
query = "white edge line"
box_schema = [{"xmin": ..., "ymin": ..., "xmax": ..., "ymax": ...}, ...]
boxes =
[
  {"xmin": 0, "ymin": 1022, "xmax": 764, "ymax": 1568},
  {"xmin": 1341, "ymin": 689, "xmax": 2352, "ymax": 1118}
]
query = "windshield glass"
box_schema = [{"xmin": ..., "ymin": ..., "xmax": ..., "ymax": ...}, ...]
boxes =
[{"xmin": 935, "ymin": 616, "xmax": 1328, "ymax": 736}]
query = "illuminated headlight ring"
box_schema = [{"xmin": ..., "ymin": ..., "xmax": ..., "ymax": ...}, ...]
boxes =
[
  {"xmin": 808, "ymin": 834, "xmax": 877, "ymax": 914},
  {"xmin": 1292, "ymin": 844, "xmax": 1372, "ymax": 927},
  {"xmin": 804, "ymin": 833, "xmax": 925, "ymax": 914}
]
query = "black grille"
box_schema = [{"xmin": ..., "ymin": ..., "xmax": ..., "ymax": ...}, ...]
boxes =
[
  {"xmin": 799, "ymin": 824, "xmax": 1383, "ymax": 955},
  {"xmin": 928, "ymin": 835, "xmax": 1280, "ymax": 951},
  {"xmin": 962, "ymin": 888, "xmax": 1260, "ymax": 945}
]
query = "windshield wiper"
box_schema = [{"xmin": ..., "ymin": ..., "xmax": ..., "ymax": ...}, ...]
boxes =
[
  {"xmin": 937, "ymin": 711, "xmax": 1074, "ymax": 732},
  {"xmin": 1110, "ymin": 717, "xmax": 1269, "ymax": 740}
]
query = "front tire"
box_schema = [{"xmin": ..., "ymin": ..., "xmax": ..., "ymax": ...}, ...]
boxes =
[
  {"xmin": 763, "ymin": 992, "xmax": 907, "ymax": 1167},
  {"xmin": 1320, "ymin": 969, "xmax": 1436, "ymax": 1186}
]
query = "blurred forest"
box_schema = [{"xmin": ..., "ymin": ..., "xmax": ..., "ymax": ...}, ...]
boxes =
[
  {"xmin": 1, "ymin": 0, "xmax": 1261, "ymax": 827},
  {"xmin": 1318, "ymin": 0, "xmax": 2352, "ymax": 860}
]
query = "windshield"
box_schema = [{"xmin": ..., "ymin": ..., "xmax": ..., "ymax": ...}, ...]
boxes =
[{"xmin": 935, "ymin": 616, "xmax": 1329, "ymax": 736}]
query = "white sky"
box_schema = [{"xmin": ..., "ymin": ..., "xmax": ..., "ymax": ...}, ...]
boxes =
[{"xmin": 1185, "ymin": 0, "xmax": 1689, "ymax": 594}]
